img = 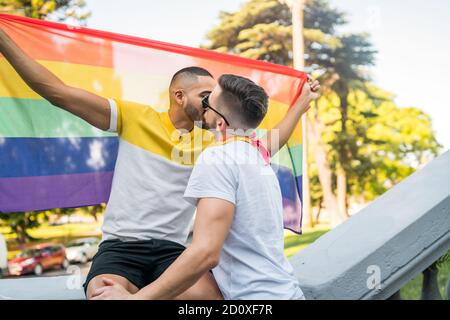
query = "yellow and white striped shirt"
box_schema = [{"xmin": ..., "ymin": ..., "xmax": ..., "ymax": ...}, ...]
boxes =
[{"xmin": 102, "ymin": 99, "xmax": 214, "ymax": 245}]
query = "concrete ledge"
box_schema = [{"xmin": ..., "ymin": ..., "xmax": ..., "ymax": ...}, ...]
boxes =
[
  {"xmin": 290, "ymin": 150, "xmax": 450, "ymax": 299},
  {"xmin": 0, "ymin": 275, "xmax": 86, "ymax": 300}
]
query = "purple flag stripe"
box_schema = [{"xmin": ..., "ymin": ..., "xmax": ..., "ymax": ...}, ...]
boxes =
[{"xmin": 0, "ymin": 171, "xmax": 113, "ymax": 212}]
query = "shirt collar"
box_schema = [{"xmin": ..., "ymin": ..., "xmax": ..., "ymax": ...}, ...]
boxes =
[{"xmin": 158, "ymin": 111, "xmax": 192, "ymax": 142}]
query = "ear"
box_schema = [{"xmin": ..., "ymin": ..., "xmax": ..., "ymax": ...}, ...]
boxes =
[
  {"xmin": 216, "ymin": 118, "xmax": 227, "ymax": 131},
  {"xmin": 174, "ymin": 89, "xmax": 184, "ymax": 105}
]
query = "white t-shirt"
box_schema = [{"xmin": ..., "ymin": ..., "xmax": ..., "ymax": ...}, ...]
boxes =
[{"xmin": 184, "ymin": 140, "xmax": 305, "ymax": 300}]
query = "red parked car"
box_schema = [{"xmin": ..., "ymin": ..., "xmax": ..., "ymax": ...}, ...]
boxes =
[{"xmin": 8, "ymin": 243, "xmax": 69, "ymax": 276}]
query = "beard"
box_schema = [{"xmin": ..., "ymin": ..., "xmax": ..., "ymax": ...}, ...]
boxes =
[
  {"xmin": 184, "ymin": 101, "xmax": 202, "ymax": 123},
  {"xmin": 200, "ymin": 120, "xmax": 211, "ymax": 130},
  {"xmin": 192, "ymin": 114, "xmax": 211, "ymax": 130}
]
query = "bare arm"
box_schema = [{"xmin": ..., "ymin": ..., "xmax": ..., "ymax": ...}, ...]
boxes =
[
  {"xmin": 135, "ymin": 198, "xmax": 234, "ymax": 300},
  {"xmin": 0, "ymin": 28, "xmax": 111, "ymax": 130},
  {"xmin": 91, "ymin": 197, "xmax": 235, "ymax": 300},
  {"xmin": 263, "ymin": 76, "xmax": 320, "ymax": 156}
]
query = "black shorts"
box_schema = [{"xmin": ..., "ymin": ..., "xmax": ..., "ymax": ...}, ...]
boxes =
[{"xmin": 83, "ymin": 238, "xmax": 185, "ymax": 295}]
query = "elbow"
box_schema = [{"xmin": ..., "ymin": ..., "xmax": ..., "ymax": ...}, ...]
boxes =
[
  {"xmin": 46, "ymin": 95, "xmax": 65, "ymax": 108},
  {"xmin": 29, "ymin": 81, "xmax": 67, "ymax": 107},
  {"xmin": 203, "ymin": 250, "xmax": 220, "ymax": 270},
  {"xmin": 194, "ymin": 245, "xmax": 220, "ymax": 270},
  {"xmin": 45, "ymin": 89, "xmax": 68, "ymax": 108},
  {"xmin": 206, "ymin": 255, "xmax": 220, "ymax": 269}
]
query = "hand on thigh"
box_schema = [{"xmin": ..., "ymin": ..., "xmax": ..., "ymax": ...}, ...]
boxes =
[{"xmin": 86, "ymin": 274, "xmax": 139, "ymax": 299}]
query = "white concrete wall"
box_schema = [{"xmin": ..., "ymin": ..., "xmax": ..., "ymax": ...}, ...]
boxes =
[{"xmin": 290, "ymin": 150, "xmax": 450, "ymax": 299}]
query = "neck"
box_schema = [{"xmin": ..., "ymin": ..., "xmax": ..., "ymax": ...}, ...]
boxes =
[
  {"xmin": 215, "ymin": 128, "xmax": 255, "ymax": 141},
  {"xmin": 168, "ymin": 106, "xmax": 194, "ymax": 131}
]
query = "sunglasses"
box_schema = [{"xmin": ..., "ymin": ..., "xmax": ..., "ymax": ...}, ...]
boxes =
[{"xmin": 201, "ymin": 94, "xmax": 230, "ymax": 126}]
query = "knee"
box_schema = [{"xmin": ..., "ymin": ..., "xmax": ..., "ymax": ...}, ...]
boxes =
[
  {"xmin": 85, "ymin": 275, "xmax": 107, "ymax": 299},
  {"xmin": 85, "ymin": 281, "xmax": 98, "ymax": 300}
]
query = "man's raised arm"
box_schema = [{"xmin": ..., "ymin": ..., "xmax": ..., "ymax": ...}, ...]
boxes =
[
  {"xmin": 0, "ymin": 28, "xmax": 111, "ymax": 131},
  {"xmin": 263, "ymin": 76, "xmax": 320, "ymax": 156}
]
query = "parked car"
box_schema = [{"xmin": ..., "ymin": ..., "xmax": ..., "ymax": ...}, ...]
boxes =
[
  {"xmin": 0, "ymin": 234, "xmax": 7, "ymax": 278},
  {"xmin": 8, "ymin": 243, "xmax": 69, "ymax": 276},
  {"xmin": 65, "ymin": 237, "xmax": 100, "ymax": 264}
]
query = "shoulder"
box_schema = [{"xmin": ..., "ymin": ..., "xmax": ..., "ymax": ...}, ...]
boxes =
[
  {"xmin": 197, "ymin": 144, "xmax": 229, "ymax": 165},
  {"xmin": 188, "ymin": 143, "xmax": 239, "ymax": 190},
  {"xmin": 196, "ymin": 142, "xmax": 250, "ymax": 171},
  {"xmin": 110, "ymin": 99, "xmax": 158, "ymax": 115}
]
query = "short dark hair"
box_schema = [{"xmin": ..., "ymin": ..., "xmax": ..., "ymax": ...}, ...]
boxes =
[
  {"xmin": 170, "ymin": 66, "xmax": 213, "ymax": 87},
  {"xmin": 218, "ymin": 74, "xmax": 268, "ymax": 129}
]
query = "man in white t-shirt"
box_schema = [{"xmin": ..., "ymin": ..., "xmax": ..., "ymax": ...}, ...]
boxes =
[{"xmin": 92, "ymin": 73, "xmax": 320, "ymax": 300}]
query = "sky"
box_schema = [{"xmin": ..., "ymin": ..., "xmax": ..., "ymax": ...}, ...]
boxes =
[{"xmin": 84, "ymin": 0, "xmax": 450, "ymax": 152}]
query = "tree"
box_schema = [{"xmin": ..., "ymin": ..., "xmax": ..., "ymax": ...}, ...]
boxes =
[
  {"xmin": 322, "ymin": 33, "xmax": 376, "ymax": 220},
  {"xmin": 315, "ymin": 85, "xmax": 441, "ymax": 205},
  {"xmin": 204, "ymin": 0, "xmax": 344, "ymax": 67},
  {"xmin": 204, "ymin": 0, "xmax": 353, "ymax": 225},
  {"xmin": 0, "ymin": 211, "xmax": 48, "ymax": 244},
  {"xmin": 204, "ymin": 0, "xmax": 348, "ymax": 226},
  {"xmin": 204, "ymin": 0, "xmax": 442, "ymax": 226},
  {"xmin": 85, "ymin": 204, "xmax": 105, "ymax": 222},
  {"xmin": 0, "ymin": 0, "xmax": 90, "ymax": 24}
]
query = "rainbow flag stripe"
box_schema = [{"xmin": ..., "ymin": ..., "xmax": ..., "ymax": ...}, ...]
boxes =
[{"xmin": 0, "ymin": 14, "xmax": 306, "ymax": 233}]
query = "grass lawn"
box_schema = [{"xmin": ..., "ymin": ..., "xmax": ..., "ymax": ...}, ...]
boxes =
[
  {"xmin": 400, "ymin": 258, "xmax": 449, "ymax": 300},
  {"xmin": 284, "ymin": 225, "xmax": 330, "ymax": 257}
]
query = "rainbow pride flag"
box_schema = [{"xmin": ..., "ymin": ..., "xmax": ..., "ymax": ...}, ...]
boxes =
[{"xmin": 0, "ymin": 14, "xmax": 307, "ymax": 233}]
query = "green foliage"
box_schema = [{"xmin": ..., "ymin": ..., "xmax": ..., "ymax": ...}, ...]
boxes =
[
  {"xmin": 436, "ymin": 250, "xmax": 450, "ymax": 269},
  {"xmin": 316, "ymin": 86, "xmax": 441, "ymax": 201},
  {"xmin": 0, "ymin": 207, "xmax": 91, "ymax": 243},
  {"xmin": 0, "ymin": 211, "xmax": 49, "ymax": 243},
  {"xmin": 204, "ymin": 0, "xmax": 442, "ymax": 211},
  {"xmin": 0, "ymin": 0, "xmax": 90, "ymax": 23},
  {"xmin": 204, "ymin": 0, "xmax": 346, "ymax": 67}
]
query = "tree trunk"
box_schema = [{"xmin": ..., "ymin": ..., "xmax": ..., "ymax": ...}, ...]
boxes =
[
  {"xmin": 90, "ymin": 206, "xmax": 99, "ymax": 222},
  {"xmin": 337, "ymin": 165, "xmax": 348, "ymax": 217},
  {"xmin": 308, "ymin": 116, "xmax": 346, "ymax": 226},
  {"xmin": 446, "ymin": 275, "xmax": 450, "ymax": 300},
  {"xmin": 301, "ymin": 136, "xmax": 315, "ymax": 228},
  {"xmin": 13, "ymin": 224, "xmax": 29, "ymax": 244},
  {"xmin": 337, "ymin": 90, "xmax": 350, "ymax": 218},
  {"xmin": 291, "ymin": 0, "xmax": 313, "ymax": 229},
  {"xmin": 421, "ymin": 262, "xmax": 442, "ymax": 300},
  {"xmin": 387, "ymin": 290, "xmax": 402, "ymax": 300},
  {"xmin": 315, "ymin": 197, "xmax": 323, "ymax": 223}
]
